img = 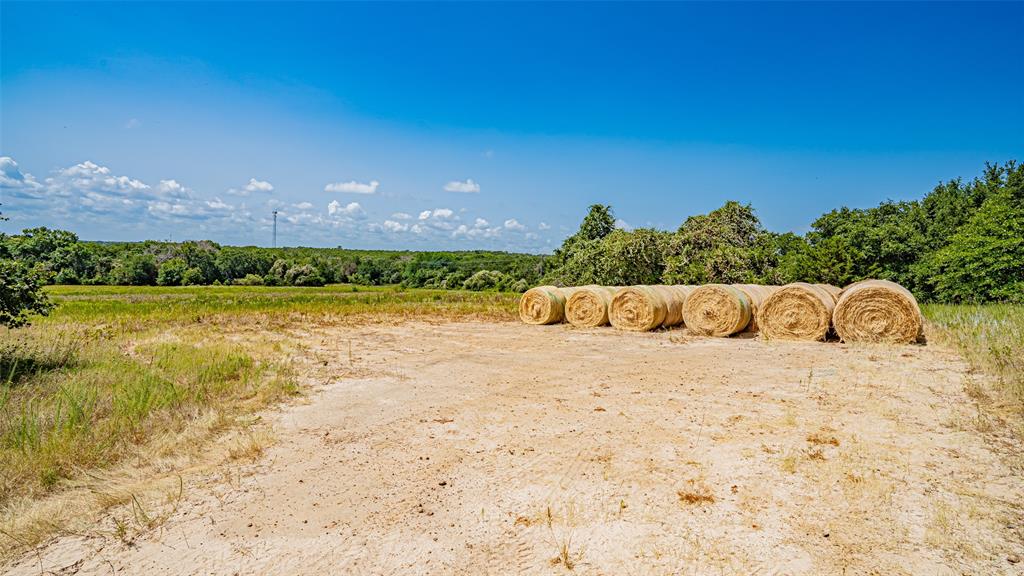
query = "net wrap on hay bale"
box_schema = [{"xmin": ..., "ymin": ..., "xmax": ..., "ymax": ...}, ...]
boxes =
[
  {"xmin": 732, "ymin": 284, "xmax": 780, "ymax": 332},
  {"xmin": 682, "ymin": 284, "xmax": 752, "ymax": 337},
  {"xmin": 610, "ymin": 285, "xmax": 670, "ymax": 331},
  {"xmin": 519, "ymin": 285, "xmax": 577, "ymax": 325},
  {"xmin": 565, "ymin": 285, "xmax": 620, "ymax": 327},
  {"xmin": 832, "ymin": 279, "xmax": 923, "ymax": 344},
  {"xmin": 758, "ymin": 283, "xmax": 840, "ymax": 341}
]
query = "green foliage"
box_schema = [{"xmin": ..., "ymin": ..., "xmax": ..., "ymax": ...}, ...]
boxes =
[
  {"xmin": 0, "ymin": 259, "xmax": 53, "ymax": 327},
  {"xmin": 157, "ymin": 258, "xmax": 188, "ymax": 286},
  {"xmin": 1, "ymin": 161, "xmax": 1020, "ymax": 302},
  {"xmin": 234, "ymin": 274, "xmax": 265, "ymax": 286},
  {"xmin": 462, "ymin": 270, "xmax": 511, "ymax": 291},
  {"xmin": 181, "ymin": 267, "xmax": 205, "ymax": 286},
  {"xmin": 283, "ymin": 263, "xmax": 325, "ymax": 287},
  {"xmin": 663, "ymin": 201, "xmax": 772, "ymax": 284},
  {"xmin": 110, "ymin": 253, "xmax": 158, "ymax": 286},
  {"xmin": 927, "ymin": 163, "xmax": 1024, "ymax": 302}
]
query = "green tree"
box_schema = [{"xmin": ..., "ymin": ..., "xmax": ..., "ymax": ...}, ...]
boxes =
[
  {"xmin": 462, "ymin": 270, "xmax": 511, "ymax": 291},
  {"xmin": 157, "ymin": 258, "xmax": 188, "ymax": 286},
  {"xmin": 663, "ymin": 201, "xmax": 773, "ymax": 284},
  {"xmin": 0, "ymin": 212, "xmax": 53, "ymax": 327},
  {"xmin": 181, "ymin": 267, "xmax": 206, "ymax": 286},
  {"xmin": 927, "ymin": 162, "xmax": 1023, "ymax": 302},
  {"xmin": 110, "ymin": 253, "xmax": 158, "ymax": 286}
]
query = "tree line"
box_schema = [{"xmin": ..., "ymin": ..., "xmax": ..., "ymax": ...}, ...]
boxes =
[
  {"xmin": 1, "ymin": 160, "xmax": 1020, "ymax": 326},
  {"xmin": 544, "ymin": 161, "xmax": 1022, "ymax": 303}
]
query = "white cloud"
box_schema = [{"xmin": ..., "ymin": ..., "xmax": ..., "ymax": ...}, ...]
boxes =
[
  {"xmin": 615, "ymin": 218, "xmax": 632, "ymax": 231},
  {"xmin": 418, "ymin": 210, "xmax": 432, "ymax": 220},
  {"xmin": 325, "ymin": 179, "xmax": 380, "ymax": 194},
  {"xmin": 474, "ymin": 217, "xmax": 489, "ymax": 228},
  {"xmin": 293, "ymin": 201, "xmax": 314, "ymax": 210},
  {"xmin": 432, "ymin": 208, "xmax": 455, "ymax": 219},
  {"xmin": 538, "ymin": 221, "xmax": 551, "ymax": 230},
  {"xmin": 328, "ymin": 200, "xmax": 364, "ymax": 217},
  {"xmin": 444, "ymin": 178, "xmax": 480, "ymax": 193},
  {"xmin": 382, "ymin": 220, "xmax": 408, "ymax": 232},
  {"xmin": 504, "ymin": 218, "xmax": 525, "ymax": 231},
  {"xmin": 392, "ymin": 212, "xmax": 412, "ymax": 220},
  {"xmin": 0, "ymin": 156, "xmax": 43, "ymax": 196},
  {"xmin": 206, "ymin": 197, "xmax": 231, "ymax": 210},
  {"xmin": 125, "ymin": 118, "xmax": 141, "ymax": 129},
  {"xmin": 227, "ymin": 178, "xmax": 274, "ymax": 196}
]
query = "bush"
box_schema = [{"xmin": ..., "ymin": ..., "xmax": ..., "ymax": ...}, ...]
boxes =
[
  {"xmin": 462, "ymin": 270, "xmax": 510, "ymax": 291},
  {"xmin": 110, "ymin": 253, "xmax": 158, "ymax": 286},
  {"xmin": 234, "ymin": 274, "xmax": 265, "ymax": 286},
  {"xmin": 0, "ymin": 259, "xmax": 53, "ymax": 327},
  {"xmin": 157, "ymin": 258, "xmax": 188, "ymax": 286},
  {"xmin": 284, "ymin": 264, "xmax": 325, "ymax": 287},
  {"xmin": 181, "ymin": 267, "xmax": 205, "ymax": 286}
]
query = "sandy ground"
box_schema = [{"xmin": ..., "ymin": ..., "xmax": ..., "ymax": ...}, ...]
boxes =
[{"xmin": 6, "ymin": 321, "xmax": 1023, "ymax": 575}]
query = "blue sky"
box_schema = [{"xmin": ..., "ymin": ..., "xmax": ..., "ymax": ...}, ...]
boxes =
[{"xmin": 2, "ymin": 2, "xmax": 1021, "ymax": 252}]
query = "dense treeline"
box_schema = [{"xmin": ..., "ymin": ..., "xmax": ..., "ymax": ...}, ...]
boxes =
[
  {"xmin": 543, "ymin": 161, "xmax": 1022, "ymax": 303},
  {"xmin": 0, "ymin": 232, "xmax": 546, "ymax": 293},
  {"xmin": 1, "ymin": 160, "xmax": 1021, "ymax": 327}
]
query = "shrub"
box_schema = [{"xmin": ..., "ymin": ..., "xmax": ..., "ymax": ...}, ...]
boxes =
[
  {"xmin": 181, "ymin": 267, "xmax": 205, "ymax": 286},
  {"xmin": 284, "ymin": 264, "xmax": 325, "ymax": 287},
  {"xmin": 0, "ymin": 259, "xmax": 53, "ymax": 327},
  {"xmin": 110, "ymin": 253, "xmax": 158, "ymax": 286},
  {"xmin": 157, "ymin": 258, "xmax": 188, "ymax": 286},
  {"xmin": 234, "ymin": 274, "xmax": 265, "ymax": 286},
  {"xmin": 463, "ymin": 270, "xmax": 510, "ymax": 291}
]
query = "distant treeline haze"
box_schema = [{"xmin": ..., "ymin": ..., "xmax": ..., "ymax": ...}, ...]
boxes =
[{"xmin": 2, "ymin": 161, "xmax": 1021, "ymax": 303}]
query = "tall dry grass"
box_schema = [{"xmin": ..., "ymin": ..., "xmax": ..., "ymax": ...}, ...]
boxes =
[
  {"xmin": 923, "ymin": 304, "xmax": 1024, "ymax": 421},
  {"xmin": 0, "ymin": 285, "xmax": 518, "ymax": 556}
]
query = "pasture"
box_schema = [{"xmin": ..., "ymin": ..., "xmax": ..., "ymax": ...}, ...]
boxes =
[{"xmin": 1, "ymin": 285, "xmax": 1021, "ymax": 574}]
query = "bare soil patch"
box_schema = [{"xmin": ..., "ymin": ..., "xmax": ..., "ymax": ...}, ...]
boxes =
[{"xmin": 6, "ymin": 322, "xmax": 1022, "ymax": 575}]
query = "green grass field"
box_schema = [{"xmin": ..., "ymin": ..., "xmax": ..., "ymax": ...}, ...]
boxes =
[
  {"xmin": 1, "ymin": 285, "xmax": 1020, "ymax": 555},
  {"xmin": 1, "ymin": 286, "xmax": 518, "ymax": 518}
]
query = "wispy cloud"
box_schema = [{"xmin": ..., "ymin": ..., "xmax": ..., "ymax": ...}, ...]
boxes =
[
  {"xmin": 443, "ymin": 178, "xmax": 480, "ymax": 193},
  {"xmin": 325, "ymin": 179, "xmax": 380, "ymax": 194},
  {"xmin": 227, "ymin": 178, "xmax": 274, "ymax": 196}
]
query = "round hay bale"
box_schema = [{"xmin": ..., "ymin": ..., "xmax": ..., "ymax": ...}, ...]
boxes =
[
  {"xmin": 653, "ymin": 285, "xmax": 693, "ymax": 327},
  {"xmin": 519, "ymin": 285, "xmax": 569, "ymax": 325},
  {"xmin": 732, "ymin": 284, "xmax": 780, "ymax": 332},
  {"xmin": 832, "ymin": 279, "xmax": 923, "ymax": 344},
  {"xmin": 682, "ymin": 284, "xmax": 752, "ymax": 337},
  {"xmin": 565, "ymin": 285, "xmax": 619, "ymax": 327},
  {"xmin": 758, "ymin": 283, "xmax": 840, "ymax": 341},
  {"xmin": 609, "ymin": 285, "xmax": 668, "ymax": 331}
]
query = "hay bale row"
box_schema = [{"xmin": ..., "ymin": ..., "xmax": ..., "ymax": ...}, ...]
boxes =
[
  {"xmin": 519, "ymin": 279, "xmax": 922, "ymax": 344},
  {"xmin": 608, "ymin": 285, "xmax": 693, "ymax": 331}
]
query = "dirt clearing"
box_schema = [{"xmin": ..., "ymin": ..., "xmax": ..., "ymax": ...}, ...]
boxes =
[{"xmin": 6, "ymin": 322, "xmax": 1022, "ymax": 575}]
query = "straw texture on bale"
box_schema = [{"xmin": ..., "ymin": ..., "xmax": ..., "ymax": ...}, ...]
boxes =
[
  {"xmin": 832, "ymin": 279, "xmax": 923, "ymax": 344},
  {"xmin": 732, "ymin": 284, "xmax": 780, "ymax": 332},
  {"xmin": 653, "ymin": 285, "xmax": 692, "ymax": 327},
  {"xmin": 682, "ymin": 284, "xmax": 752, "ymax": 337},
  {"xmin": 519, "ymin": 285, "xmax": 573, "ymax": 325},
  {"xmin": 758, "ymin": 283, "xmax": 840, "ymax": 341},
  {"xmin": 565, "ymin": 285, "xmax": 619, "ymax": 327},
  {"xmin": 609, "ymin": 286, "xmax": 669, "ymax": 331}
]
